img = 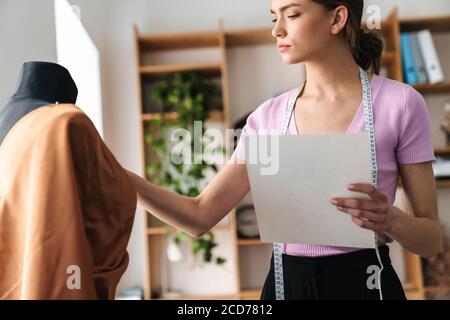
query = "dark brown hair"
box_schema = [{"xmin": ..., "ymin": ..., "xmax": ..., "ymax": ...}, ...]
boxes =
[{"xmin": 312, "ymin": 0, "xmax": 384, "ymax": 74}]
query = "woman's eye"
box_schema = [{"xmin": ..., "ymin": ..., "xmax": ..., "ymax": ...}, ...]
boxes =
[{"xmin": 271, "ymin": 14, "xmax": 300, "ymax": 23}]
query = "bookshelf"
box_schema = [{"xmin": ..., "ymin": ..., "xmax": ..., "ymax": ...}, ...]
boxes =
[
  {"xmin": 133, "ymin": 8, "xmax": 450, "ymax": 300},
  {"xmin": 399, "ymin": 16, "xmax": 450, "ymax": 190},
  {"xmin": 434, "ymin": 147, "xmax": 450, "ymax": 188},
  {"xmin": 134, "ymin": 20, "xmax": 240, "ymax": 300},
  {"xmin": 401, "ymin": 15, "xmax": 450, "ymax": 300}
]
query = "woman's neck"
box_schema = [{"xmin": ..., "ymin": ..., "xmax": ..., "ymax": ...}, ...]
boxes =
[{"xmin": 303, "ymin": 43, "xmax": 363, "ymax": 100}]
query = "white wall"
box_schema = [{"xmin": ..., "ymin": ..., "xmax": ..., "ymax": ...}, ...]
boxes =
[
  {"xmin": 0, "ymin": 0, "xmax": 56, "ymax": 103},
  {"xmin": 364, "ymin": 0, "xmax": 450, "ymax": 18},
  {"xmin": 1, "ymin": 0, "xmax": 450, "ymax": 295}
]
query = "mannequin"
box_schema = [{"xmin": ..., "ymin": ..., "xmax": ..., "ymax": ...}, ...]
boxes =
[
  {"xmin": 0, "ymin": 62, "xmax": 136, "ymax": 299},
  {"xmin": 0, "ymin": 61, "xmax": 78, "ymax": 145}
]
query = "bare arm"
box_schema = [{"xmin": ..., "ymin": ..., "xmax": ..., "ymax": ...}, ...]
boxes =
[
  {"xmin": 126, "ymin": 155, "xmax": 250, "ymax": 238},
  {"xmin": 390, "ymin": 161, "xmax": 442, "ymax": 258}
]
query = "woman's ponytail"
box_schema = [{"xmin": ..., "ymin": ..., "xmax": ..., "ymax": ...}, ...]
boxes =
[
  {"xmin": 313, "ymin": 0, "xmax": 384, "ymax": 74},
  {"xmin": 353, "ymin": 30, "xmax": 384, "ymax": 74}
]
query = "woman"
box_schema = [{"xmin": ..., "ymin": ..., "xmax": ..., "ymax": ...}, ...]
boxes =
[{"xmin": 127, "ymin": 0, "xmax": 442, "ymax": 300}]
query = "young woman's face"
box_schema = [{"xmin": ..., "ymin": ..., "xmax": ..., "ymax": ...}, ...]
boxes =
[{"xmin": 271, "ymin": 0, "xmax": 335, "ymax": 64}]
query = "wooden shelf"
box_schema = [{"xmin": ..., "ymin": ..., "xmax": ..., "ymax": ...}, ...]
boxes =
[
  {"xmin": 142, "ymin": 110, "xmax": 224, "ymax": 122},
  {"xmin": 225, "ymin": 28, "xmax": 275, "ymax": 47},
  {"xmin": 403, "ymin": 282, "xmax": 423, "ymax": 300},
  {"xmin": 138, "ymin": 31, "xmax": 221, "ymax": 51},
  {"xmin": 134, "ymin": 21, "xmax": 238, "ymax": 300},
  {"xmin": 237, "ymin": 238, "xmax": 263, "ymax": 246},
  {"xmin": 139, "ymin": 63, "xmax": 221, "ymax": 80},
  {"xmin": 413, "ymin": 81, "xmax": 450, "ymax": 94},
  {"xmin": 400, "ymin": 15, "xmax": 450, "ymax": 33},
  {"xmin": 156, "ymin": 293, "xmax": 237, "ymax": 300},
  {"xmin": 436, "ymin": 179, "xmax": 450, "ymax": 187},
  {"xmin": 381, "ymin": 51, "xmax": 397, "ymax": 64},
  {"xmin": 361, "ymin": 19, "xmax": 393, "ymax": 33},
  {"xmin": 147, "ymin": 224, "xmax": 231, "ymax": 235},
  {"xmin": 434, "ymin": 147, "xmax": 450, "ymax": 155},
  {"xmin": 146, "ymin": 226, "xmax": 172, "ymax": 235},
  {"xmin": 424, "ymin": 285, "xmax": 450, "ymax": 292},
  {"xmin": 434, "ymin": 148, "xmax": 450, "ymax": 187},
  {"xmin": 239, "ymin": 289, "xmax": 262, "ymax": 299},
  {"xmin": 403, "ymin": 282, "xmax": 418, "ymax": 291}
]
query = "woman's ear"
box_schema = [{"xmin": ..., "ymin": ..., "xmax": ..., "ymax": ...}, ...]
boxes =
[{"xmin": 330, "ymin": 5, "xmax": 349, "ymax": 35}]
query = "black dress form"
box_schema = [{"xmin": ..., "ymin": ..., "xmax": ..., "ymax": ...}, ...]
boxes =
[{"xmin": 0, "ymin": 61, "xmax": 78, "ymax": 145}]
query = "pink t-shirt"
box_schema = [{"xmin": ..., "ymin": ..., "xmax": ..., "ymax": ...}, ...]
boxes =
[{"xmin": 232, "ymin": 74, "xmax": 435, "ymax": 257}]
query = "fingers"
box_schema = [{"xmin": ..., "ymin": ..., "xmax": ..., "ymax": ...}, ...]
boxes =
[
  {"xmin": 330, "ymin": 183, "xmax": 389, "ymax": 212},
  {"xmin": 331, "ymin": 197, "xmax": 387, "ymax": 212},
  {"xmin": 336, "ymin": 206, "xmax": 386, "ymax": 223},
  {"xmin": 350, "ymin": 216, "xmax": 384, "ymax": 232},
  {"xmin": 348, "ymin": 183, "xmax": 388, "ymax": 202},
  {"xmin": 330, "ymin": 183, "xmax": 392, "ymax": 233}
]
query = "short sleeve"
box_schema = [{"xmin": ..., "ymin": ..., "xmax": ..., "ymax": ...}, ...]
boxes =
[
  {"xmin": 230, "ymin": 96, "xmax": 280, "ymax": 164},
  {"xmin": 396, "ymin": 87, "xmax": 436, "ymax": 164},
  {"xmin": 231, "ymin": 109, "xmax": 259, "ymax": 163}
]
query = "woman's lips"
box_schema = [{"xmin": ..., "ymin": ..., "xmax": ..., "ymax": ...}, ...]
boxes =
[{"xmin": 277, "ymin": 45, "xmax": 290, "ymax": 52}]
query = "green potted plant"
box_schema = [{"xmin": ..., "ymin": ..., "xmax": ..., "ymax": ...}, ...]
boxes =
[{"xmin": 145, "ymin": 72, "xmax": 226, "ymax": 266}]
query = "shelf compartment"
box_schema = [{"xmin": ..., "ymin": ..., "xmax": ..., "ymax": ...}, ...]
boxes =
[
  {"xmin": 413, "ymin": 81, "xmax": 450, "ymax": 94},
  {"xmin": 400, "ymin": 15, "xmax": 450, "ymax": 33},
  {"xmin": 147, "ymin": 224, "xmax": 231, "ymax": 236},
  {"xmin": 237, "ymin": 238, "xmax": 263, "ymax": 246},
  {"xmin": 436, "ymin": 179, "xmax": 450, "ymax": 187},
  {"xmin": 434, "ymin": 148, "xmax": 450, "ymax": 187},
  {"xmin": 239, "ymin": 289, "xmax": 262, "ymax": 299},
  {"xmin": 138, "ymin": 31, "xmax": 221, "ymax": 51},
  {"xmin": 434, "ymin": 147, "xmax": 450, "ymax": 155},
  {"xmin": 142, "ymin": 110, "xmax": 224, "ymax": 122},
  {"xmin": 139, "ymin": 63, "xmax": 222, "ymax": 80}
]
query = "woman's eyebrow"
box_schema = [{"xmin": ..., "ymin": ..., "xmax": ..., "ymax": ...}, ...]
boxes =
[{"xmin": 270, "ymin": 3, "xmax": 301, "ymax": 14}]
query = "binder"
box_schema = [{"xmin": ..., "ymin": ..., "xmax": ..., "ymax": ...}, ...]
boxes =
[
  {"xmin": 410, "ymin": 33, "xmax": 428, "ymax": 84},
  {"xmin": 400, "ymin": 33, "xmax": 418, "ymax": 84},
  {"xmin": 417, "ymin": 29, "xmax": 444, "ymax": 84}
]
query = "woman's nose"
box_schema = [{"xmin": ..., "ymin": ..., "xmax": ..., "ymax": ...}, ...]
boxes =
[{"xmin": 271, "ymin": 22, "xmax": 286, "ymax": 38}]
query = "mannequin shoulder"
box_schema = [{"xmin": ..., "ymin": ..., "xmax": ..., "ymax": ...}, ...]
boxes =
[{"xmin": 31, "ymin": 104, "xmax": 97, "ymax": 138}]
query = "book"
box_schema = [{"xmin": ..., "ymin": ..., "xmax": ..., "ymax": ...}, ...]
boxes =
[
  {"xmin": 410, "ymin": 32, "xmax": 429, "ymax": 84},
  {"xmin": 400, "ymin": 33, "xmax": 418, "ymax": 84},
  {"xmin": 417, "ymin": 29, "xmax": 444, "ymax": 84}
]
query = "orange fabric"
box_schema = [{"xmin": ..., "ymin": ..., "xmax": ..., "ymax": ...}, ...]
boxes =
[{"xmin": 0, "ymin": 104, "xmax": 136, "ymax": 299}]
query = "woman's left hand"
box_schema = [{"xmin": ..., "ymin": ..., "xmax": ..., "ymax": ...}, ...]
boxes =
[{"xmin": 330, "ymin": 183, "xmax": 396, "ymax": 241}]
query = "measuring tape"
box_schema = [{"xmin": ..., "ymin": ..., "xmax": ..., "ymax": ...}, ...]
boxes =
[{"xmin": 274, "ymin": 67, "xmax": 384, "ymax": 300}]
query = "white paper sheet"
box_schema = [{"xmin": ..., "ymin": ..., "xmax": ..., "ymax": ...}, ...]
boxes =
[{"xmin": 245, "ymin": 133, "xmax": 376, "ymax": 248}]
